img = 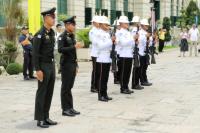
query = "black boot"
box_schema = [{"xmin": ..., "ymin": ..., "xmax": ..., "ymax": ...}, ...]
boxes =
[{"xmin": 37, "ymin": 121, "xmax": 49, "ymax": 128}]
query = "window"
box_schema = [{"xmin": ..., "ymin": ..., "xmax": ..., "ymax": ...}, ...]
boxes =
[
  {"xmin": 154, "ymin": 0, "xmax": 160, "ymax": 20},
  {"xmin": 171, "ymin": 0, "xmax": 174, "ymax": 16},
  {"xmin": 57, "ymin": 0, "xmax": 67, "ymax": 15},
  {"xmin": 85, "ymin": 8, "xmax": 92, "ymax": 26},
  {"xmin": 123, "ymin": 0, "xmax": 128, "ymax": 16},
  {"xmin": 110, "ymin": 0, "xmax": 116, "ymax": 24},
  {"xmin": 95, "ymin": 0, "xmax": 102, "ymax": 14},
  {"xmin": 176, "ymin": 0, "xmax": 179, "ymax": 16},
  {"xmin": 0, "ymin": 14, "xmax": 5, "ymax": 27},
  {"xmin": 128, "ymin": 12, "xmax": 133, "ymax": 21}
]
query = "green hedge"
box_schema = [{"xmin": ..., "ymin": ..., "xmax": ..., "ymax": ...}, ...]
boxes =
[
  {"xmin": 76, "ymin": 28, "xmax": 91, "ymax": 48},
  {"xmin": 6, "ymin": 63, "xmax": 23, "ymax": 75}
]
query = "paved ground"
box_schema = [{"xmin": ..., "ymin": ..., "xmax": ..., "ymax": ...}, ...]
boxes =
[{"xmin": 1, "ymin": 49, "xmax": 200, "ymax": 133}]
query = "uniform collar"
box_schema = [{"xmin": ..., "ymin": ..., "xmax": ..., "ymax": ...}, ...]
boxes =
[{"xmin": 42, "ymin": 25, "xmax": 54, "ymax": 34}]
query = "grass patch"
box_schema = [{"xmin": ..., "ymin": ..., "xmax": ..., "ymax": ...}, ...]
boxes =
[{"xmin": 164, "ymin": 45, "xmax": 179, "ymax": 50}]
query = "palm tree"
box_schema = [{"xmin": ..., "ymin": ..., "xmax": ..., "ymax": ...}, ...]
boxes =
[{"xmin": 0, "ymin": 0, "xmax": 24, "ymax": 43}]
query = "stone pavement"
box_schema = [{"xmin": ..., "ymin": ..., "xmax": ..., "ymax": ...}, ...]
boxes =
[{"xmin": 1, "ymin": 49, "xmax": 200, "ymax": 133}]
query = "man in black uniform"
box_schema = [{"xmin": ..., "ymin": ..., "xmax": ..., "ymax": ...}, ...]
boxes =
[
  {"xmin": 32, "ymin": 7, "xmax": 57, "ymax": 128},
  {"xmin": 58, "ymin": 16, "xmax": 83, "ymax": 117},
  {"xmin": 18, "ymin": 26, "xmax": 35, "ymax": 80}
]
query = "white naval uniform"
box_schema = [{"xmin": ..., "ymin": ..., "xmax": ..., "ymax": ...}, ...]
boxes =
[
  {"xmin": 116, "ymin": 28, "xmax": 135, "ymax": 91},
  {"xmin": 96, "ymin": 29, "xmax": 112, "ymax": 63},
  {"xmin": 138, "ymin": 28, "xmax": 149, "ymax": 83},
  {"xmin": 138, "ymin": 29, "xmax": 148, "ymax": 56},
  {"xmin": 89, "ymin": 26, "xmax": 100, "ymax": 91},
  {"xmin": 115, "ymin": 29, "xmax": 121, "ymax": 55},
  {"xmin": 117, "ymin": 28, "xmax": 135, "ymax": 58},
  {"xmin": 95, "ymin": 29, "xmax": 113, "ymax": 98},
  {"xmin": 89, "ymin": 27, "xmax": 99, "ymax": 57}
]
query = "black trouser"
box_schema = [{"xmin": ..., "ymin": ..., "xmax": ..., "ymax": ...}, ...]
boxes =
[
  {"xmin": 23, "ymin": 50, "xmax": 33, "ymax": 77},
  {"xmin": 91, "ymin": 57, "xmax": 97, "ymax": 90},
  {"xmin": 132, "ymin": 67, "xmax": 140, "ymax": 87},
  {"xmin": 61, "ymin": 63, "xmax": 77, "ymax": 110},
  {"xmin": 114, "ymin": 54, "xmax": 120, "ymax": 82},
  {"xmin": 139, "ymin": 56, "xmax": 148, "ymax": 83},
  {"xmin": 96, "ymin": 62, "xmax": 111, "ymax": 97},
  {"xmin": 159, "ymin": 39, "xmax": 165, "ymax": 52},
  {"xmin": 119, "ymin": 57, "xmax": 133, "ymax": 90},
  {"xmin": 34, "ymin": 62, "xmax": 55, "ymax": 121}
]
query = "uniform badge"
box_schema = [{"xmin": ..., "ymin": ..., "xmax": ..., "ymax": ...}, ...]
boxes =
[
  {"xmin": 37, "ymin": 34, "xmax": 41, "ymax": 38},
  {"xmin": 45, "ymin": 35, "xmax": 50, "ymax": 39},
  {"xmin": 58, "ymin": 37, "xmax": 62, "ymax": 40}
]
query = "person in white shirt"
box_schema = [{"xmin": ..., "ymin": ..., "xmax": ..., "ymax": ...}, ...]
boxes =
[
  {"xmin": 96, "ymin": 16, "xmax": 115, "ymax": 102},
  {"xmin": 130, "ymin": 16, "xmax": 144, "ymax": 90},
  {"xmin": 189, "ymin": 24, "xmax": 199, "ymax": 56},
  {"xmin": 138, "ymin": 19, "xmax": 152, "ymax": 86},
  {"xmin": 55, "ymin": 23, "xmax": 63, "ymax": 73},
  {"xmin": 112, "ymin": 20, "xmax": 121, "ymax": 84},
  {"xmin": 179, "ymin": 28, "xmax": 189, "ymax": 57},
  {"xmin": 89, "ymin": 15, "xmax": 101, "ymax": 93},
  {"xmin": 117, "ymin": 16, "xmax": 135, "ymax": 94}
]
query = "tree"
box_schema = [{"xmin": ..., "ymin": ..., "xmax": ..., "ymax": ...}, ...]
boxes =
[
  {"xmin": 0, "ymin": 0, "xmax": 24, "ymax": 43},
  {"xmin": 185, "ymin": 0, "xmax": 200, "ymax": 25},
  {"xmin": 162, "ymin": 17, "xmax": 171, "ymax": 42}
]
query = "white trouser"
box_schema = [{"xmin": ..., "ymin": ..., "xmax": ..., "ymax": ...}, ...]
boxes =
[{"xmin": 189, "ymin": 41, "xmax": 198, "ymax": 56}]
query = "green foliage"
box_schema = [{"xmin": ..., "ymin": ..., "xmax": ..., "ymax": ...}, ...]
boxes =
[
  {"xmin": 185, "ymin": 0, "xmax": 200, "ymax": 25},
  {"xmin": 76, "ymin": 28, "xmax": 91, "ymax": 48},
  {"xmin": 58, "ymin": 14, "xmax": 68, "ymax": 23},
  {"xmin": 178, "ymin": 0, "xmax": 200, "ymax": 27},
  {"xmin": 162, "ymin": 17, "xmax": 171, "ymax": 42},
  {"xmin": 4, "ymin": 41, "xmax": 17, "ymax": 53},
  {"xmin": 0, "ymin": 68, "xmax": 2, "ymax": 75},
  {"xmin": 6, "ymin": 63, "xmax": 23, "ymax": 75},
  {"xmin": 0, "ymin": 0, "xmax": 24, "ymax": 42}
]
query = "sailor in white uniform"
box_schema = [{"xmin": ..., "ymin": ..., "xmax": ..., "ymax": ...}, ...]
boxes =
[
  {"xmin": 130, "ymin": 16, "xmax": 144, "ymax": 90},
  {"xmin": 117, "ymin": 16, "xmax": 135, "ymax": 94},
  {"xmin": 96, "ymin": 16, "xmax": 115, "ymax": 102},
  {"xmin": 89, "ymin": 15, "xmax": 101, "ymax": 93},
  {"xmin": 138, "ymin": 19, "xmax": 152, "ymax": 86}
]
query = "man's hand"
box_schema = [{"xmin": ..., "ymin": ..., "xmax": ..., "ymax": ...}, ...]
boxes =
[
  {"xmin": 75, "ymin": 42, "xmax": 84, "ymax": 49},
  {"xmin": 111, "ymin": 36, "xmax": 116, "ymax": 43},
  {"xmin": 134, "ymin": 34, "xmax": 139, "ymax": 41},
  {"xmin": 36, "ymin": 70, "xmax": 44, "ymax": 82}
]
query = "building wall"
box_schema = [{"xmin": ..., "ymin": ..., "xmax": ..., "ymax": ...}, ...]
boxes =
[{"xmin": 20, "ymin": 0, "xmax": 196, "ymax": 28}]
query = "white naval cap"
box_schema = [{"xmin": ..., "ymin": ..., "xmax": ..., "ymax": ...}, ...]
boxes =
[
  {"xmin": 140, "ymin": 18, "xmax": 149, "ymax": 26},
  {"xmin": 118, "ymin": 16, "xmax": 129, "ymax": 23},
  {"xmin": 98, "ymin": 16, "xmax": 110, "ymax": 25},
  {"xmin": 91, "ymin": 15, "xmax": 101, "ymax": 23},
  {"xmin": 131, "ymin": 16, "xmax": 140, "ymax": 23}
]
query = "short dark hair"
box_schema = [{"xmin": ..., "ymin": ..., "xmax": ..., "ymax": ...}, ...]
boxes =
[{"xmin": 56, "ymin": 24, "xmax": 62, "ymax": 28}]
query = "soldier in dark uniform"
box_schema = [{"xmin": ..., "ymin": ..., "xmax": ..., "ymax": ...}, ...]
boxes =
[
  {"xmin": 32, "ymin": 7, "xmax": 57, "ymax": 128},
  {"xmin": 18, "ymin": 26, "xmax": 35, "ymax": 80},
  {"xmin": 58, "ymin": 16, "xmax": 83, "ymax": 117}
]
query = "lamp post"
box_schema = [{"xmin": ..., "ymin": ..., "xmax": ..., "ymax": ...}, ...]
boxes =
[{"xmin": 149, "ymin": 0, "xmax": 156, "ymax": 32}]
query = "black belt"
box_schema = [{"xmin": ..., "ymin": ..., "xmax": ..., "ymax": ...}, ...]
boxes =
[{"xmin": 40, "ymin": 58, "xmax": 54, "ymax": 63}]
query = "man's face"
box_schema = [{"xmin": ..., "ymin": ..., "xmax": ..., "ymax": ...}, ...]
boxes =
[
  {"xmin": 100, "ymin": 23, "xmax": 110, "ymax": 31},
  {"xmin": 44, "ymin": 15, "xmax": 55, "ymax": 27},
  {"xmin": 120, "ymin": 23, "xmax": 129, "ymax": 29},
  {"xmin": 56, "ymin": 26, "xmax": 62, "ymax": 32},
  {"xmin": 93, "ymin": 22, "xmax": 99, "ymax": 28},
  {"xmin": 143, "ymin": 25, "xmax": 149, "ymax": 31},
  {"xmin": 66, "ymin": 23, "xmax": 76, "ymax": 33},
  {"xmin": 22, "ymin": 29, "xmax": 28, "ymax": 35}
]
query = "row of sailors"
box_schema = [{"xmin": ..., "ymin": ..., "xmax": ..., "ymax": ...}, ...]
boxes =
[{"xmin": 89, "ymin": 15, "xmax": 153, "ymax": 102}]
